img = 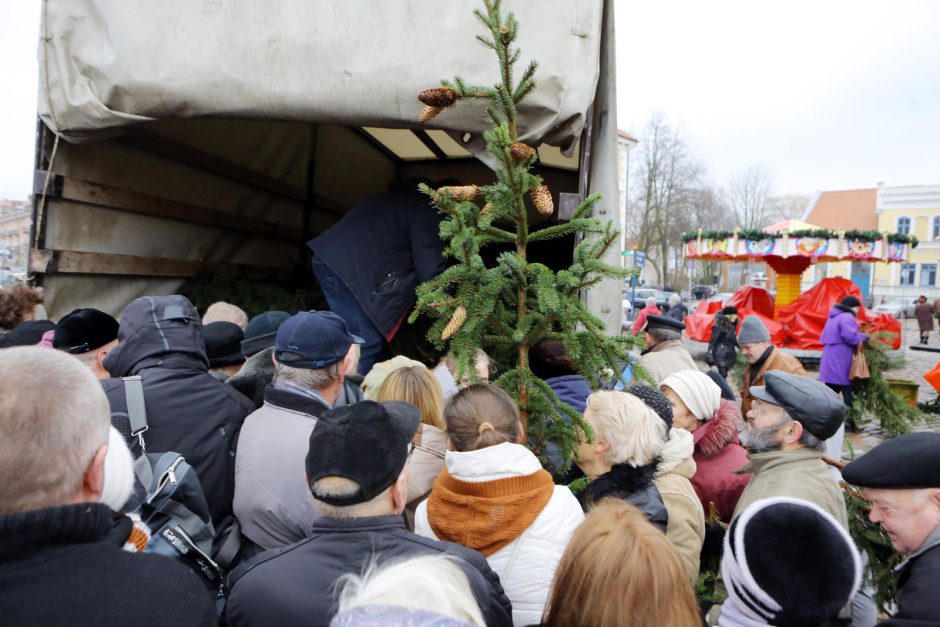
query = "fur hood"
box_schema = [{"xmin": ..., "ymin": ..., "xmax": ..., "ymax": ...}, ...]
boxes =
[
  {"xmin": 693, "ymin": 398, "xmax": 742, "ymax": 457},
  {"xmin": 658, "ymin": 428, "xmax": 695, "ymax": 476}
]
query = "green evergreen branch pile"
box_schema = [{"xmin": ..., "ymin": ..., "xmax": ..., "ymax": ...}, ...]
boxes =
[
  {"xmin": 679, "ymin": 229, "xmax": 919, "ymax": 247},
  {"xmin": 848, "ymin": 332, "xmax": 924, "ymax": 435},
  {"xmin": 410, "ymin": 0, "xmax": 642, "ymax": 472}
]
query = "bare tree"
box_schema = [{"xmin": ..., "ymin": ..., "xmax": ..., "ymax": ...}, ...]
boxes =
[
  {"xmin": 728, "ymin": 165, "xmax": 774, "ymax": 231},
  {"xmin": 766, "ymin": 193, "xmax": 811, "ymax": 225},
  {"xmin": 627, "ymin": 113, "xmax": 703, "ymax": 285}
]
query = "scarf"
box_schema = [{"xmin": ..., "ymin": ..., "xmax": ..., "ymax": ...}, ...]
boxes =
[
  {"xmin": 746, "ymin": 345, "xmax": 775, "ymax": 380},
  {"xmin": 427, "ymin": 467, "xmax": 555, "ymax": 556},
  {"xmin": 579, "ymin": 458, "xmax": 660, "ymax": 508}
]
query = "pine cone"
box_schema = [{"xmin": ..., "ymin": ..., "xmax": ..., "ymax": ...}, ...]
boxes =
[
  {"xmin": 418, "ymin": 87, "xmax": 459, "ymax": 108},
  {"xmin": 438, "ymin": 185, "xmax": 479, "ymax": 202},
  {"xmin": 531, "ymin": 185, "xmax": 554, "ymax": 216},
  {"xmin": 441, "ymin": 306, "xmax": 467, "ymax": 340},
  {"xmin": 509, "ymin": 142, "xmax": 535, "ymax": 163},
  {"xmin": 418, "ymin": 105, "xmax": 442, "ymax": 123}
]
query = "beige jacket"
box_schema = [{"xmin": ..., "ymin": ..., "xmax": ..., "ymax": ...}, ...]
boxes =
[
  {"xmin": 653, "ymin": 428, "xmax": 706, "ymax": 585},
  {"xmin": 732, "ymin": 448, "xmax": 848, "ymax": 530},
  {"xmin": 404, "ymin": 423, "xmax": 446, "ymax": 529},
  {"xmin": 639, "ymin": 339, "xmax": 698, "ymax": 385}
]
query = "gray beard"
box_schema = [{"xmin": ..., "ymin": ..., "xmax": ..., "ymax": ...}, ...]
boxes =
[{"xmin": 741, "ymin": 425, "xmax": 784, "ymax": 454}]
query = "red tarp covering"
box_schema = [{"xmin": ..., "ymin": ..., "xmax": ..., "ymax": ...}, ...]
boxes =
[
  {"xmin": 777, "ymin": 278, "xmax": 901, "ymax": 350},
  {"xmin": 683, "ymin": 278, "xmax": 901, "ymax": 350}
]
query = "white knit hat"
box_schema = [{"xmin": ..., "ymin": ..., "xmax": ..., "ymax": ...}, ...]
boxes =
[
  {"xmin": 660, "ymin": 369, "xmax": 722, "ymax": 422},
  {"xmin": 100, "ymin": 426, "xmax": 135, "ymax": 512}
]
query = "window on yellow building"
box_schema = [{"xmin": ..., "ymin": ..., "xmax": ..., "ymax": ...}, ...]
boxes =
[
  {"xmin": 897, "ymin": 217, "xmax": 911, "ymax": 235},
  {"xmin": 933, "ymin": 216, "xmax": 940, "ymax": 241},
  {"xmin": 900, "ymin": 263, "xmax": 916, "ymax": 285},
  {"xmin": 921, "ymin": 264, "xmax": 937, "ymax": 288}
]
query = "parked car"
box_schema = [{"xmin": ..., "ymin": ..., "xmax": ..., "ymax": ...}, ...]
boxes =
[
  {"xmin": 692, "ymin": 284, "xmax": 717, "ymax": 300},
  {"xmin": 873, "ymin": 297, "xmax": 918, "ymax": 319},
  {"xmin": 628, "ymin": 288, "xmax": 671, "ymax": 312}
]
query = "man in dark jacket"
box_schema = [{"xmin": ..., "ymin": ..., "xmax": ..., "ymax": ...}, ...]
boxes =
[
  {"xmin": 226, "ymin": 400, "xmax": 513, "ymax": 627},
  {"xmin": 0, "ymin": 347, "xmax": 215, "ymax": 626},
  {"xmin": 308, "ymin": 183, "xmax": 448, "ymax": 375},
  {"xmin": 843, "ymin": 433, "xmax": 940, "ymax": 626},
  {"xmin": 101, "ymin": 295, "xmax": 255, "ymax": 525}
]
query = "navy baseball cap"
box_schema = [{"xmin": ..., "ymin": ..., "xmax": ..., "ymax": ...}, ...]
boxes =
[{"xmin": 274, "ymin": 311, "xmax": 364, "ymax": 369}]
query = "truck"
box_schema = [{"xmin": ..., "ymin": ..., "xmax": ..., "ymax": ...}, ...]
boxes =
[{"xmin": 30, "ymin": 0, "xmax": 623, "ymax": 335}]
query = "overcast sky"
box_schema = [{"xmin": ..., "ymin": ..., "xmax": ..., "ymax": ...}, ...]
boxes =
[{"xmin": 1, "ymin": 1, "xmax": 938, "ymax": 200}]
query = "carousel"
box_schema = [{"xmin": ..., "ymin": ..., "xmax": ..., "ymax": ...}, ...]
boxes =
[{"xmin": 681, "ymin": 222, "xmax": 919, "ymax": 351}]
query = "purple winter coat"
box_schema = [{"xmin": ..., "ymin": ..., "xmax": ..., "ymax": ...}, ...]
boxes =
[{"xmin": 819, "ymin": 307, "xmax": 866, "ymax": 385}]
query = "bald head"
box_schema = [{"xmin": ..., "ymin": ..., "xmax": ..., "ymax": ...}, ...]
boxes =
[{"xmin": 0, "ymin": 347, "xmax": 111, "ymax": 513}]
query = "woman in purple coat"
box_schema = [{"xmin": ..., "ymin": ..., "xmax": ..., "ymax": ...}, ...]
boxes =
[{"xmin": 819, "ymin": 295, "xmax": 867, "ymax": 409}]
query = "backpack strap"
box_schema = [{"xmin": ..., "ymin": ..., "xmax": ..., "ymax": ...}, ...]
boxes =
[{"xmin": 122, "ymin": 375, "xmax": 149, "ymax": 452}]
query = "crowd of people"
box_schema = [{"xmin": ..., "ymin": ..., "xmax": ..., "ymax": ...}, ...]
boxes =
[{"xmin": 1, "ymin": 282, "xmax": 939, "ymax": 627}]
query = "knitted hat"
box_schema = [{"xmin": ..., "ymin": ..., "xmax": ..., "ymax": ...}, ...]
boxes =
[
  {"xmin": 100, "ymin": 426, "xmax": 135, "ymax": 512},
  {"xmin": 721, "ymin": 497, "xmax": 861, "ymax": 626},
  {"xmin": 840, "ymin": 296, "xmax": 862, "ymax": 309},
  {"xmin": 361, "ymin": 356, "xmax": 426, "ymax": 400},
  {"xmin": 627, "ymin": 384, "xmax": 674, "ymax": 430},
  {"xmin": 736, "ymin": 315, "xmax": 770, "ymax": 344},
  {"xmin": 660, "ymin": 370, "xmax": 722, "ymax": 422}
]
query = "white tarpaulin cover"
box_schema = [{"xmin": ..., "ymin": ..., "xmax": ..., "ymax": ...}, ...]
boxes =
[{"xmin": 39, "ymin": 0, "xmax": 603, "ymax": 149}]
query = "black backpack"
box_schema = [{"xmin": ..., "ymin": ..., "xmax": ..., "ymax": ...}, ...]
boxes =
[{"xmin": 123, "ymin": 376, "xmax": 243, "ymax": 611}]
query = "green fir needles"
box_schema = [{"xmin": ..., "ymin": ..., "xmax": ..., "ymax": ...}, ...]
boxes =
[{"xmin": 411, "ymin": 0, "xmax": 641, "ymax": 471}]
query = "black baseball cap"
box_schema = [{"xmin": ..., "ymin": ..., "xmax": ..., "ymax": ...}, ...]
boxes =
[
  {"xmin": 306, "ymin": 400, "xmax": 421, "ymax": 506},
  {"xmin": 53, "ymin": 308, "xmax": 119, "ymax": 354},
  {"xmin": 750, "ymin": 370, "xmax": 845, "ymax": 440},
  {"xmin": 241, "ymin": 311, "xmax": 290, "ymax": 357},
  {"xmin": 274, "ymin": 311, "xmax": 364, "ymax": 369}
]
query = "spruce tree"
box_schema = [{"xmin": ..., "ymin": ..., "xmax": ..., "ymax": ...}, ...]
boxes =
[{"xmin": 411, "ymin": 0, "xmax": 644, "ymax": 469}]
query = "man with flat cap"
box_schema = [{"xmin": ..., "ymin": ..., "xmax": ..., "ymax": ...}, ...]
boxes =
[
  {"xmin": 53, "ymin": 308, "xmax": 119, "ymax": 379},
  {"xmin": 843, "ymin": 432, "xmax": 940, "ymax": 625},
  {"xmin": 733, "ymin": 370, "xmax": 848, "ymax": 529},
  {"xmin": 225, "ymin": 400, "xmax": 513, "ymax": 627},
  {"xmin": 637, "ymin": 314, "xmax": 697, "ymax": 384}
]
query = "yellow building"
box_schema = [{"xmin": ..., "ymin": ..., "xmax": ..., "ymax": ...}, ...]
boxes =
[{"xmin": 872, "ymin": 183, "xmax": 940, "ymax": 300}]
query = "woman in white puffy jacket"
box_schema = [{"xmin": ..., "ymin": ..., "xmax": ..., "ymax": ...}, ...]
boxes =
[{"xmin": 414, "ymin": 383, "xmax": 584, "ymax": 626}]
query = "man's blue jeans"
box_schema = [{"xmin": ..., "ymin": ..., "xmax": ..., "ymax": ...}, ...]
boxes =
[{"xmin": 312, "ymin": 257, "xmax": 385, "ymax": 375}]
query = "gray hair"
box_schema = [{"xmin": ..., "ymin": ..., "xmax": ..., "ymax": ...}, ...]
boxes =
[
  {"xmin": 798, "ymin": 424, "xmax": 825, "ymax": 451},
  {"xmin": 334, "ymin": 555, "xmax": 485, "ymax": 626},
  {"xmin": 0, "ymin": 347, "xmax": 110, "ymax": 513},
  {"xmin": 273, "ymin": 361, "xmax": 342, "ymax": 391},
  {"xmin": 647, "ymin": 327, "xmax": 681, "ymax": 343},
  {"xmin": 668, "ymin": 293, "xmax": 681, "ymax": 305},
  {"xmin": 646, "ymin": 296, "xmax": 657, "ymax": 307},
  {"xmin": 311, "ymin": 477, "xmax": 394, "ymax": 519}
]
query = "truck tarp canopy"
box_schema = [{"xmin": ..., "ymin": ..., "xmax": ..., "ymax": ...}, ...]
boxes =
[{"xmin": 39, "ymin": 0, "xmax": 603, "ymax": 150}]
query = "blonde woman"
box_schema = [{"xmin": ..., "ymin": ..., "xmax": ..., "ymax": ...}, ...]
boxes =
[
  {"xmin": 542, "ymin": 499, "xmax": 701, "ymax": 627},
  {"xmin": 375, "ymin": 366, "xmax": 447, "ymax": 528}
]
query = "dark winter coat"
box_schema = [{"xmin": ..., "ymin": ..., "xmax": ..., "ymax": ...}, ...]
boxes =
[
  {"xmin": 666, "ymin": 302, "xmax": 689, "ymax": 323},
  {"xmin": 307, "ymin": 190, "xmax": 447, "ymax": 338},
  {"xmin": 578, "ymin": 460, "xmax": 668, "ymax": 532},
  {"xmin": 102, "ymin": 295, "xmax": 255, "ymax": 524},
  {"xmin": 690, "ymin": 399, "xmax": 751, "ymax": 522},
  {"xmin": 227, "ymin": 347, "xmax": 275, "ymax": 410},
  {"xmin": 706, "ymin": 313, "xmax": 738, "ymax": 370},
  {"xmin": 879, "ymin": 525, "xmax": 940, "ymax": 626},
  {"xmin": 225, "ymin": 515, "xmax": 513, "ymax": 627},
  {"xmin": 915, "ymin": 303, "xmax": 935, "ymax": 333},
  {"xmin": 0, "ymin": 503, "xmax": 215, "ymax": 627},
  {"xmin": 819, "ymin": 305, "xmax": 866, "ymax": 386}
]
